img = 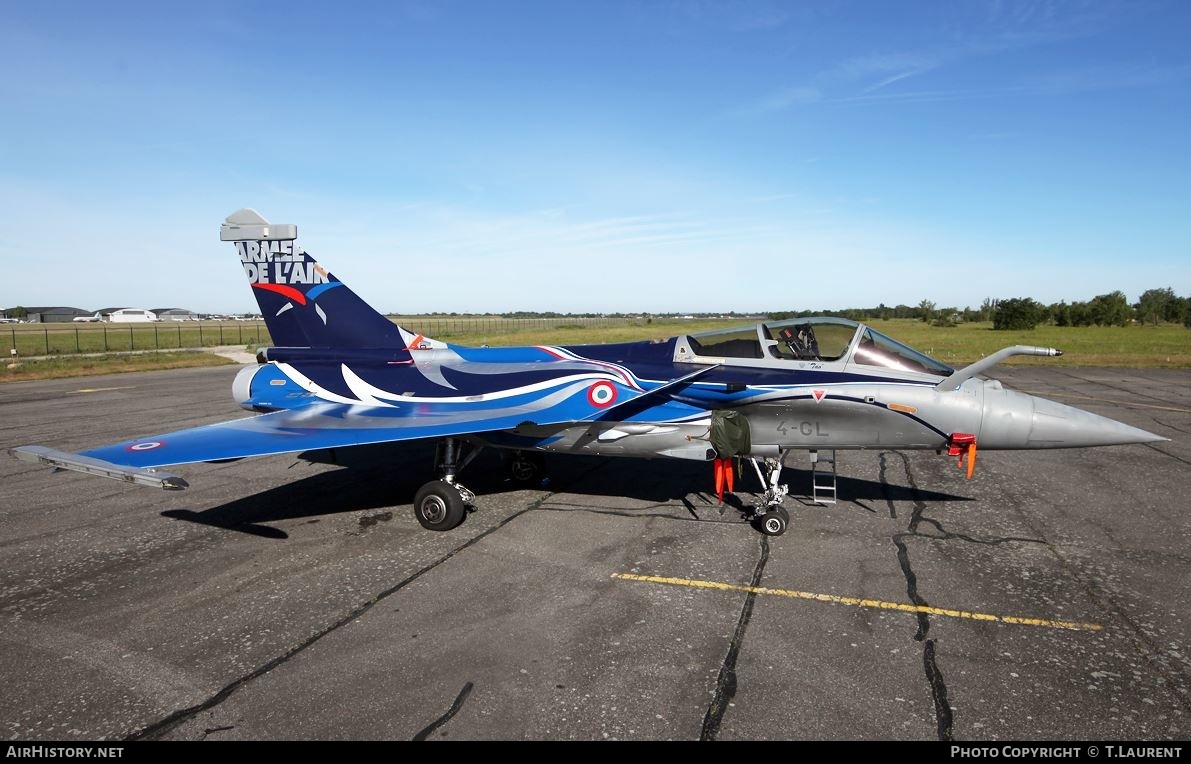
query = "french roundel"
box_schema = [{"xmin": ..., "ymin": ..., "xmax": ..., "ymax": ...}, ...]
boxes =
[
  {"xmin": 127, "ymin": 441, "xmax": 165, "ymax": 452},
  {"xmin": 587, "ymin": 382, "xmax": 617, "ymax": 408}
]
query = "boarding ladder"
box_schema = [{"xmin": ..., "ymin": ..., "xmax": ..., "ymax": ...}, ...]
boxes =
[{"xmin": 810, "ymin": 450, "xmax": 837, "ymax": 505}]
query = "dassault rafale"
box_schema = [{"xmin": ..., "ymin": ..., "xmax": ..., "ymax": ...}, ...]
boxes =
[{"xmin": 12, "ymin": 209, "xmax": 1165, "ymax": 537}]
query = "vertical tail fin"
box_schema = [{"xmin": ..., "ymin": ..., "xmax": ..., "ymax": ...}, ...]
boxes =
[{"xmin": 220, "ymin": 209, "xmax": 432, "ymax": 351}]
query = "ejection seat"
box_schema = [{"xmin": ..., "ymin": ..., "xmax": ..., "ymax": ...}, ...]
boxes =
[{"xmin": 779, "ymin": 325, "xmax": 820, "ymax": 360}]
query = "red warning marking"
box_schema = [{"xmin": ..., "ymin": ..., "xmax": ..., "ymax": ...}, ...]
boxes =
[
  {"xmin": 252, "ymin": 283, "xmax": 307, "ymax": 306},
  {"xmin": 812, "ymin": 390, "xmax": 826, "ymax": 402}
]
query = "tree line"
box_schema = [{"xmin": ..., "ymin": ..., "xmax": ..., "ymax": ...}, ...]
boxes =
[
  {"xmin": 992, "ymin": 289, "xmax": 1187, "ymax": 330},
  {"xmin": 8, "ymin": 289, "xmax": 1187, "ymax": 331},
  {"xmin": 769, "ymin": 288, "xmax": 1190, "ymax": 330}
]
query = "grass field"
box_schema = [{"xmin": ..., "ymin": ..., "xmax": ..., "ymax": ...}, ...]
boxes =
[
  {"xmin": 396, "ymin": 317, "xmax": 1190, "ymax": 368},
  {"xmin": 1, "ymin": 351, "xmax": 234, "ymax": 383},
  {"xmin": 3, "ymin": 317, "xmax": 1188, "ymax": 381},
  {"xmin": 394, "ymin": 316, "xmax": 741, "ymax": 348},
  {"xmin": 863, "ymin": 320, "xmax": 1191, "ymax": 368}
]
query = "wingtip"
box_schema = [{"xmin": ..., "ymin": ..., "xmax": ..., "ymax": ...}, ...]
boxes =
[
  {"xmin": 162, "ymin": 476, "xmax": 190, "ymax": 491},
  {"xmin": 10, "ymin": 445, "xmax": 190, "ymax": 490}
]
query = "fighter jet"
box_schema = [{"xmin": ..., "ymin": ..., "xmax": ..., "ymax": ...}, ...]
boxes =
[{"xmin": 11, "ymin": 209, "xmax": 1165, "ymax": 537}]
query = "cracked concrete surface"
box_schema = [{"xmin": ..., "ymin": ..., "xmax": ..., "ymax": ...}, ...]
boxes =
[{"xmin": 1, "ymin": 364, "xmax": 1188, "ymax": 740}]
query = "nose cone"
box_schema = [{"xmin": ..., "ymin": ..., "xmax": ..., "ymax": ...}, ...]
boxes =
[
  {"xmin": 1027, "ymin": 395, "xmax": 1167, "ymax": 448},
  {"xmin": 981, "ymin": 387, "xmax": 1167, "ymax": 449}
]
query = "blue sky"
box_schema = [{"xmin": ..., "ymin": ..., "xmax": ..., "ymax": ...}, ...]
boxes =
[{"xmin": 1, "ymin": 0, "xmax": 1188, "ymax": 314}]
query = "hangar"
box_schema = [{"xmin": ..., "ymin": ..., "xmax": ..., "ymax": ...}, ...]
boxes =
[{"xmin": 19, "ymin": 306, "xmax": 93, "ymax": 323}]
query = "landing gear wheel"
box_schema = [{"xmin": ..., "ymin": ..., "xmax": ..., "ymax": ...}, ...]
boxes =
[
  {"xmin": 757, "ymin": 507, "xmax": 789, "ymax": 537},
  {"xmin": 413, "ymin": 481, "xmax": 467, "ymax": 531},
  {"xmin": 507, "ymin": 452, "xmax": 543, "ymax": 484}
]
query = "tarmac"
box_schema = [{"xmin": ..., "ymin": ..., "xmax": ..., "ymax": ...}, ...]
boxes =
[
  {"xmin": 1, "ymin": 363, "xmax": 1188, "ymax": 741},
  {"xmin": 14, "ymin": 345, "xmax": 258, "ymax": 364}
]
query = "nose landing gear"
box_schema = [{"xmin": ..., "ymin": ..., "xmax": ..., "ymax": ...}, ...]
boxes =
[
  {"xmin": 750, "ymin": 454, "xmax": 791, "ymax": 536},
  {"xmin": 757, "ymin": 505, "xmax": 790, "ymax": 536}
]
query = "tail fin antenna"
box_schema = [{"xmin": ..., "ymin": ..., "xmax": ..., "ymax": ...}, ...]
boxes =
[{"xmin": 220, "ymin": 208, "xmax": 429, "ymax": 351}]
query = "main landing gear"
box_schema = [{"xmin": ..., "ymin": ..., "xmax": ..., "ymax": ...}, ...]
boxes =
[
  {"xmin": 413, "ymin": 438, "xmax": 479, "ymax": 531},
  {"xmin": 413, "ymin": 440, "xmax": 797, "ymax": 537},
  {"xmin": 412, "ymin": 442, "xmax": 549, "ymax": 531},
  {"xmin": 748, "ymin": 454, "xmax": 790, "ymax": 537},
  {"xmin": 506, "ymin": 451, "xmax": 544, "ymax": 484}
]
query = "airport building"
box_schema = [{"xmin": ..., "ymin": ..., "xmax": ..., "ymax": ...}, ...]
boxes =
[
  {"xmin": 105, "ymin": 308, "xmax": 158, "ymax": 323},
  {"xmin": 19, "ymin": 307, "xmax": 93, "ymax": 323},
  {"xmin": 152, "ymin": 308, "xmax": 200, "ymax": 321}
]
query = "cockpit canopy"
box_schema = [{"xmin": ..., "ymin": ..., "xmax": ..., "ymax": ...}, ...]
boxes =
[{"xmin": 684, "ymin": 317, "xmax": 954, "ymax": 377}]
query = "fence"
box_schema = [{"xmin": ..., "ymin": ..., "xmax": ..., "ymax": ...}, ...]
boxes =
[
  {"xmin": 5, "ymin": 316, "xmax": 640, "ymax": 357},
  {"xmin": 7, "ymin": 322, "xmax": 271, "ymax": 357},
  {"xmin": 393, "ymin": 316, "xmax": 631, "ymax": 339}
]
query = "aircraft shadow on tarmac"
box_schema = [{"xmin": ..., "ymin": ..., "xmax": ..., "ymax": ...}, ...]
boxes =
[{"xmin": 161, "ymin": 442, "xmax": 970, "ymax": 538}]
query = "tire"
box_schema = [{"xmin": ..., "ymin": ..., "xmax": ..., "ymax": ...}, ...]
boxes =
[
  {"xmin": 757, "ymin": 510, "xmax": 788, "ymax": 537},
  {"xmin": 507, "ymin": 453, "xmax": 542, "ymax": 483},
  {"xmin": 413, "ymin": 481, "xmax": 466, "ymax": 531}
]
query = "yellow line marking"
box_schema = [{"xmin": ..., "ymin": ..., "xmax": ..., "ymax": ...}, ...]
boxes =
[
  {"xmin": 1019, "ymin": 390, "xmax": 1191, "ymax": 415},
  {"xmin": 612, "ymin": 573, "xmax": 1103, "ymax": 632},
  {"xmin": 73, "ymin": 386, "xmax": 133, "ymax": 394}
]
